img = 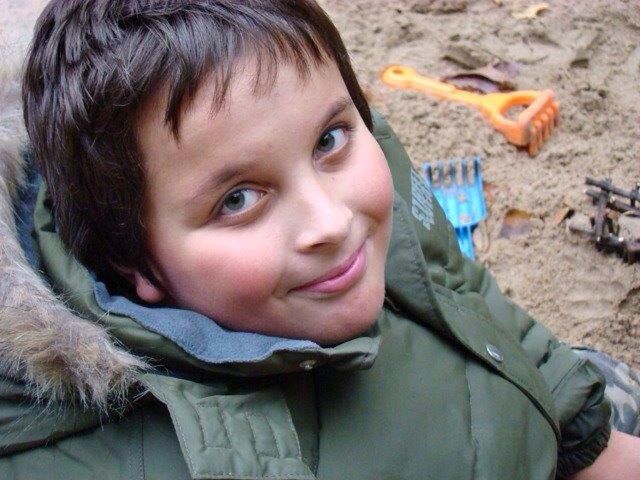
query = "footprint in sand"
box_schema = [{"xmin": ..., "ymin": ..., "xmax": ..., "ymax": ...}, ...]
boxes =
[
  {"xmin": 563, "ymin": 268, "xmax": 629, "ymax": 322},
  {"xmin": 617, "ymin": 287, "xmax": 640, "ymax": 337}
]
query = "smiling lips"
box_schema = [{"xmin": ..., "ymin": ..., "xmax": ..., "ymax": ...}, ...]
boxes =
[{"xmin": 294, "ymin": 243, "xmax": 367, "ymax": 294}]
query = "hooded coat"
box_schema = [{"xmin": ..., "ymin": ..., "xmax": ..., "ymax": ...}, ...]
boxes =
[{"xmin": 0, "ymin": 83, "xmax": 610, "ymax": 479}]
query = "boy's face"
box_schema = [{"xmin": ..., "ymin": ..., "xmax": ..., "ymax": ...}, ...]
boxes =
[{"xmin": 134, "ymin": 58, "xmax": 394, "ymax": 345}]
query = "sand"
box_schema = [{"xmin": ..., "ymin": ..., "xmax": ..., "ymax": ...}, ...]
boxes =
[
  {"xmin": 2, "ymin": 0, "xmax": 638, "ymax": 367},
  {"xmin": 320, "ymin": 0, "xmax": 639, "ymax": 367}
]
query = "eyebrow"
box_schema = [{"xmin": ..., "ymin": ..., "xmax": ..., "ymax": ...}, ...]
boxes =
[
  {"xmin": 184, "ymin": 95, "xmax": 356, "ymax": 208},
  {"xmin": 318, "ymin": 96, "xmax": 354, "ymax": 132},
  {"xmin": 184, "ymin": 161, "xmax": 260, "ymax": 208}
]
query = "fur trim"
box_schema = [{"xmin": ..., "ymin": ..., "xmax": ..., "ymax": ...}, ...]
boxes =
[{"xmin": 0, "ymin": 44, "xmax": 145, "ymax": 412}]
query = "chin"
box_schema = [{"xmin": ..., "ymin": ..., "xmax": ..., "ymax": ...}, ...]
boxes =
[{"xmin": 314, "ymin": 289, "xmax": 385, "ymax": 346}]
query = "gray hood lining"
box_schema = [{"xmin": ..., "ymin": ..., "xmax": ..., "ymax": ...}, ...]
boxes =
[{"xmin": 93, "ymin": 281, "xmax": 321, "ymax": 365}]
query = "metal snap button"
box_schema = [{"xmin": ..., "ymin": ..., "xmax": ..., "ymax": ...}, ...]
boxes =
[
  {"xmin": 486, "ymin": 344, "xmax": 504, "ymax": 362},
  {"xmin": 299, "ymin": 359, "xmax": 317, "ymax": 371}
]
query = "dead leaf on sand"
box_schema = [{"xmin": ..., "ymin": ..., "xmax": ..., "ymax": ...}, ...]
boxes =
[
  {"xmin": 483, "ymin": 181, "xmax": 499, "ymax": 204},
  {"xmin": 550, "ymin": 206, "xmax": 574, "ymax": 226},
  {"xmin": 442, "ymin": 60, "xmax": 521, "ymax": 93},
  {"xmin": 512, "ymin": 3, "xmax": 549, "ymax": 20},
  {"xmin": 499, "ymin": 208, "xmax": 533, "ymax": 237}
]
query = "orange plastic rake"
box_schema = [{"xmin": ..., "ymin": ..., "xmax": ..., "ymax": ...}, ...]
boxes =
[{"xmin": 380, "ymin": 65, "xmax": 559, "ymax": 156}]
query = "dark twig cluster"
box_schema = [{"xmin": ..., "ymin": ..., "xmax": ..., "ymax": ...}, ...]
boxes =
[{"xmin": 585, "ymin": 177, "xmax": 640, "ymax": 264}]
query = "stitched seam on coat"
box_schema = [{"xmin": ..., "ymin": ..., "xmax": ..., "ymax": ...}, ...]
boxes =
[
  {"xmin": 244, "ymin": 412, "xmax": 260, "ymax": 457},
  {"xmin": 550, "ymin": 357, "xmax": 583, "ymax": 396},
  {"xmin": 196, "ymin": 402, "xmax": 232, "ymax": 449},
  {"xmin": 396, "ymin": 202, "xmax": 432, "ymax": 317},
  {"xmin": 218, "ymin": 401, "xmax": 237, "ymax": 450},
  {"xmin": 281, "ymin": 398, "xmax": 303, "ymax": 460},
  {"xmin": 465, "ymin": 359, "xmax": 480, "ymax": 480},
  {"xmin": 263, "ymin": 414, "xmax": 283, "ymax": 458},
  {"xmin": 245, "ymin": 412, "xmax": 281, "ymax": 459},
  {"xmin": 194, "ymin": 405, "xmax": 211, "ymax": 448},
  {"xmin": 137, "ymin": 413, "xmax": 145, "ymax": 480},
  {"xmin": 127, "ymin": 416, "xmax": 134, "ymax": 479},
  {"xmin": 146, "ymin": 384, "xmax": 196, "ymax": 475}
]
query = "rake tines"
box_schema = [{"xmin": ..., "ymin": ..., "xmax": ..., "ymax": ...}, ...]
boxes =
[
  {"xmin": 521, "ymin": 91, "xmax": 559, "ymax": 156},
  {"xmin": 423, "ymin": 157, "xmax": 487, "ymax": 259}
]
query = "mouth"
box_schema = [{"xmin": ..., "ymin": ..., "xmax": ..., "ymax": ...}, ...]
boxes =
[{"xmin": 292, "ymin": 242, "xmax": 367, "ymax": 295}]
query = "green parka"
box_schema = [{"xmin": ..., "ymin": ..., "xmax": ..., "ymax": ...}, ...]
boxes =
[{"xmin": 0, "ymin": 113, "xmax": 610, "ymax": 479}]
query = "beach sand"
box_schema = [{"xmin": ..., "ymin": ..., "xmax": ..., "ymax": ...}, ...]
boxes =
[{"xmin": 321, "ymin": 0, "xmax": 639, "ymax": 367}]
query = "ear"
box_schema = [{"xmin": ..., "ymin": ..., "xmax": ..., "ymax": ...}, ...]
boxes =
[
  {"xmin": 113, "ymin": 265, "xmax": 167, "ymax": 304},
  {"xmin": 131, "ymin": 271, "xmax": 166, "ymax": 303}
]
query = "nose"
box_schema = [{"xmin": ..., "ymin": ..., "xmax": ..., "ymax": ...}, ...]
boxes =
[{"xmin": 294, "ymin": 177, "xmax": 353, "ymax": 252}]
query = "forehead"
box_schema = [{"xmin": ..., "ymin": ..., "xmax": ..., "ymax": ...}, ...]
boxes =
[
  {"xmin": 135, "ymin": 57, "xmax": 350, "ymax": 207},
  {"xmin": 136, "ymin": 54, "xmax": 341, "ymax": 148}
]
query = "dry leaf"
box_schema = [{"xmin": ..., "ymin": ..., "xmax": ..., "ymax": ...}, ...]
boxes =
[
  {"xmin": 551, "ymin": 206, "xmax": 574, "ymax": 226},
  {"xmin": 483, "ymin": 181, "xmax": 499, "ymax": 204},
  {"xmin": 442, "ymin": 74, "xmax": 502, "ymax": 93},
  {"xmin": 499, "ymin": 208, "xmax": 533, "ymax": 238},
  {"xmin": 512, "ymin": 2, "xmax": 549, "ymax": 20},
  {"xmin": 442, "ymin": 61, "xmax": 521, "ymax": 93}
]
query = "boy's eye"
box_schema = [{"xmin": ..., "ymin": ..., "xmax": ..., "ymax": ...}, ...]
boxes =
[
  {"xmin": 219, "ymin": 188, "xmax": 263, "ymax": 216},
  {"xmin": 316, "ymin": 127, "xmax": 348, "ymax": 155}
]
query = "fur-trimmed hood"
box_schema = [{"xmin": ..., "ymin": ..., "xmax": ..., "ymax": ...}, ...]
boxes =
[{"xmin": 0, "ymin": 46, "xmax": 145, "ymax": 412}]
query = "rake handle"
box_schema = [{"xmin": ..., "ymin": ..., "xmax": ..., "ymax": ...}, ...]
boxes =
[{"xmin": 381, "ymin": 65, "xmax": 485, "ymax": 106}]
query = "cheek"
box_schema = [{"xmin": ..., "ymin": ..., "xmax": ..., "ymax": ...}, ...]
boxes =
[
  {"xmin": 159, "ymin": 232, "xmax": 283, "ymax": 308},
  {"xmin": 351, "ymin": 136, "xmax": 394, "ymax": 223}
]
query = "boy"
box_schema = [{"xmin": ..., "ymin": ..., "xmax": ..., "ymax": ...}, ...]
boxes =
[{"xmin": 0, "ymin": 0, "xmax": 638, "ymax": 478}]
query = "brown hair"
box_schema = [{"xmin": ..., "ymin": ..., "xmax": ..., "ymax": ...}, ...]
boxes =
[{"xmin": 23, "ymin": 0, "xmax": 371, "ymax": 286}]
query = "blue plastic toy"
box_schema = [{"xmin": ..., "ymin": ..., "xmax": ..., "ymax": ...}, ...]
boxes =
[{"xmin": 423, "ymin": 157, "xmax": 487, "ymax": 260}]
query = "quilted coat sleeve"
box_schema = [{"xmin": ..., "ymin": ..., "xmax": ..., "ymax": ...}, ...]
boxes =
[{"xmin": 372, "ymin": 111, "xmax": 611, "ymax": 479}]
